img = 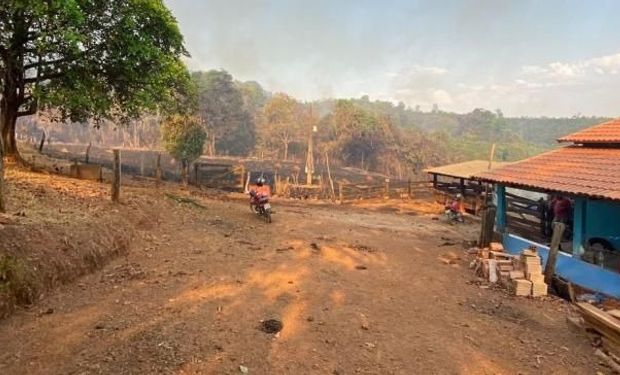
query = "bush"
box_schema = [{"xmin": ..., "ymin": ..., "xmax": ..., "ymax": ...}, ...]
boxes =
[{"xmin": 161, "ymin": 115, "xmax": 207, "ymax": 183}]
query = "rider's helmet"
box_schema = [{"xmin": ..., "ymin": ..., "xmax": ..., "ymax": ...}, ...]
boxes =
[
  {"xmin": 456, "ymin": 193, "xmax": 463, "ymax": 199},
  {"xmin": 256, "ymin": 177, "xmax": 266, "ymax": 186}
]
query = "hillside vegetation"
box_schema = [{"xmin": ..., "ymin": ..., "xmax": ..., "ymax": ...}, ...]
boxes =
[{"xmin": 17, "ymin": 70, "xmax": 609, "ymax": 176}]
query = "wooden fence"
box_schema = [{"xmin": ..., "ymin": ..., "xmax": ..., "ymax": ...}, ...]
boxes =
[
  {"xmin": 505, "ymin": 191, "xmax": 544, "ymax": 243},
  {"xmin": 431, "ymin": 179, "xmax": 488, "ymax": 215},
  {"xmin": 338, "ymin": 179, "xmax": 430, "ymax": 203},
  {"xmin": 194, "ymin": 162, "xmax": 244, "ymax": 191}
]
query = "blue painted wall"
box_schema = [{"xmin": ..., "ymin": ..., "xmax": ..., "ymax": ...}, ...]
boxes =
[
  {"xmin": 503, "ymin": 233, "xmax": 620, "ymax": 298},
  {"xmin": 585, "ymin": 199, "xmax": 620, "ymax": 250}
]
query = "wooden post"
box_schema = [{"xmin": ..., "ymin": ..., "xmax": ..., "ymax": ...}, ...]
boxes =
[
  {"xmin": 544, "ymin": 222, "xmax": 566, "ymax": 285},
  {"xmin": 244, "ymin": 171, "xmax": 251, "ymax": 192},
  {"xmin": 408, "ymin": 178, "xmax": 412, "ymax": 199},
  {"xmin": 478, "ymin": 204, "xmax": 497, "ymax": 248},
  {"xmin": 85, "ymin": 142, "xmax": 91, "ymax": 164},
  {"xmin": 111, "ymin": 149, "xmax": 121, "ymax": 202},
  {"xmin": 180, "ymin": 161, "xmax": 188, "ymax": 186},
  {"xmin": 240, "ymin": 165, "xmax": 246, "ymax": 191},
  {"xmin": 384, "ymin": 178, "xmax": 390, "ymax": 198},
  {"xmin": 155, "ymin": 153, "xmax": 162, "ymax": 184},
  {"xmin": 487, "ymin": 143, "xmax": 496, "ymax": 170},
  {"xmin": 325, "ymin": 152, "xmax": 336, "ymax": 201},
  {"xmin": 38, "ymin": 131, "xmax": 46, "ymax": 153},
  {"xmin": 194, "ymin": 162, "xmax": 199, "ymax": 185},
  {"xmin": 482, "ymin": 143, "xmax": 497, "ymax": 204}
]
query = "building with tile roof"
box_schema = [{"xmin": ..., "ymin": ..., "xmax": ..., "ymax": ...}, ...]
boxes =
[{"xmin": 473, "ymin": 118, "xmax": 620, "ymax": 298}]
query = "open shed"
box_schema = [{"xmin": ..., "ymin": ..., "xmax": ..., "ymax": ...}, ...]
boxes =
[
  {"xmin": 425, "ymin": 160, "xmax": 512, "ymax": 214},
  {"xmin": 474, "ymin": 119, "xmax": 620, "ymax": 297}
]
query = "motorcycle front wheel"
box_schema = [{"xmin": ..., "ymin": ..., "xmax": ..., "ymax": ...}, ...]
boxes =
[{"xmin": 264, "ymin": 209, "xmax": 272, "ymax": 223}]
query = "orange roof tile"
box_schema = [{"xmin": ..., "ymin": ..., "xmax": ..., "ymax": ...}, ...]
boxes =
[
  {"xmin": 558, "ymin": 118, "xmax": 620, "ymax": 143},
  {"xmin": 474, "ymin": 146, "xmax": 620, "ymax": 201}
]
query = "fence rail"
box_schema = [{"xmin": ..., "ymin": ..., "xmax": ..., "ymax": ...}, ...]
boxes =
[
  {"xmin": 505, "ymin": 191, "xmax": 543, "ymax": 243},
  {"xmin": 338, "ymin": 180, "xmax": 430, "ymax": 202}
]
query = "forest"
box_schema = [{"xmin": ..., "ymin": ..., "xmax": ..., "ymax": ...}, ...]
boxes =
[{"xmin": 16, "ymin": 69, "xmax": 608, "ymax": 177}]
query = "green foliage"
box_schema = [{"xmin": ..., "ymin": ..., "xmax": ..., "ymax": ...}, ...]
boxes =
[
  {"xmin": 192, "ymin": 70, "xmax": 251, "ymax": 155},
  {"xmin": 161, "ymin": 115, "xmax": 206, "ymax": 163},
  {"xmin": 0, "ymin": 0, "xmax": 192, "ymax": 149},
  {"xmin": 258, "ymin": 93, "xmax": 302, "ymax": 159}
]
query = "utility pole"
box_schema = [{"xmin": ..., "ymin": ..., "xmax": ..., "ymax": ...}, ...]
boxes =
[{"xmin": 305, "ymin": 104, "xmax": 316, "ymax": 185}]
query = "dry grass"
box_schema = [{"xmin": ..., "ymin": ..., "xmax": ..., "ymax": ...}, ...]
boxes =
[{"xmin": 0, "ymin": 164, "xmax": 145, "ymax": 318}]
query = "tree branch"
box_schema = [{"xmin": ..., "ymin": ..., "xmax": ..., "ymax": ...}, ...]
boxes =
[
  {"xmin": 24, "ymin": 57, "xmax": 69, "ymax": 70},
  {"xmin": 17, "ymin": 106, "xmax": 37, "ymax": 117},
  {"xmin": 24, "ymin": 71, "xmax": 65, "ymax": 84}
]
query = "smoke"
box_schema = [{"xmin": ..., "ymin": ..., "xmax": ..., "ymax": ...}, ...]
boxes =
[{"xmin": 166, "ymin": 0, "xmax": 620, "ymax": 117}]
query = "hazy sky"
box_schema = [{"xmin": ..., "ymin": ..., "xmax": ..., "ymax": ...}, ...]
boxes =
[{"xmin": 165, "ymin": 0, "xmax": 620, "ymax": 117}]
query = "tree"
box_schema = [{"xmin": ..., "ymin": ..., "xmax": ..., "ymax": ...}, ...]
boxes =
[
  {"xmin": 0, "ymin": 0, "xmax": 190, "ymax": 211},
  {"xmin": 161, "ymin": 115, "xmax": 206, "ymax": 184},
  {"xmin": 259, "ymin": 93, "xmax": 301, "ymax": 160},
  {"xmin": 0, "ymin": 0, "xmax": 190, "ymax": 157},
  {"xmin": 192, "ymin": 70, "xmax": 247, "ymax": 156}
]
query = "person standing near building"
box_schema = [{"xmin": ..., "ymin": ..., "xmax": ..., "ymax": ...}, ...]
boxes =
[{"xmin": 553, "ymin": 196, "xmax": 572, "ymax": 225}]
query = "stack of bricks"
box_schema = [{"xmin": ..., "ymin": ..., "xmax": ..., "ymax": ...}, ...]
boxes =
[
  {"xmin": 475, "ymin": 242, "xmax": 518, "ymax": 284},
  {"xmin": 521, "ymin": 247, "xmax": 548, "ymax": 297},
  {"xmin": 511, "ymin": 246, "xmax": 548, "ymax": 297},
  {"xmin": 473, "ymin": 243, "xmax": 548, "ymax": 297}
]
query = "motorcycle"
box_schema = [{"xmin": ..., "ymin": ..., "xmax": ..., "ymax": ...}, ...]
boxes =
[
  {"xmin": 249, "ymin": 190, "xmax": 273, "ymax": 223},
  {"xmin": 445, "ymin": 208, "xmax": 464, "ymax": 223}
]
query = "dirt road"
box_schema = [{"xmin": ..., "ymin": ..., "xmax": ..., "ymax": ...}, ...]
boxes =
[{"xmin": 0, "ymin": 188, "xmax": 601, "ymax": 374}]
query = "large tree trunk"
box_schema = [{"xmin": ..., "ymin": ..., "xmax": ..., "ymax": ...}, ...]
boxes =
[
  {"xmin": 0, "ymin": 96, "xmax": 20, "ymax": 160},
  {"xmin": 0, "ymin": 138, "xmax": 5, "ymax": 213}
]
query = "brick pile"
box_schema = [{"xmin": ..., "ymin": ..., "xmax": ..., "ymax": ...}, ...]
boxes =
[{"xmin": 473, "ymin": 243, "xmax": 548, "ymax": 297}]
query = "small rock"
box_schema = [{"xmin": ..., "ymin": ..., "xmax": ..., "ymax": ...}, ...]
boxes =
[
  {"xmin": 95, "ymin": 324, "xmax": 105, "ymax": 329},
  {"xmin": 239, "ymin": 365, "xmax": 249, "ymax": 374},
  {"xmin": 43, "ymin": 308, "xmax": 54, "ymax": 315},
  {"xmin": 307, "ymin": 316, "xmax": 315, "ymax": 322},
  {"xmin": 355, "ymin": 265, "xmax": 368, "ymax": 270}
]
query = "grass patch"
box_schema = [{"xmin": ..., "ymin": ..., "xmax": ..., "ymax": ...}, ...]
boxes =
[{"xmin": 0, "ymin": 254, "xmax": 39, "ymax": 317}]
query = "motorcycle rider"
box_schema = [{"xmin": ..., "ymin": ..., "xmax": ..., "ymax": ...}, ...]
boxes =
[
  {"xmin": 251, "ymin": 177, "xmax": 270, "ymax": 196},
  {"xmin": 249, "ymin": 177, "xmax": 271, "ymax": 206},
  {"xmin": 446, "ymin": 193, "xmax": 464, "ymax": 222}
]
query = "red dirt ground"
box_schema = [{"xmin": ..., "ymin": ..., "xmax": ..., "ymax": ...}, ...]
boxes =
[{"xmin": 0, "ymin": 170, "xmax": 606, "ymax": 374}]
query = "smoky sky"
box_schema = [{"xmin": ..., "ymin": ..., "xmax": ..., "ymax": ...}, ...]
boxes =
[{"xmin": 165, "ymin": 0, "xmax": 620, "ymax": 117}]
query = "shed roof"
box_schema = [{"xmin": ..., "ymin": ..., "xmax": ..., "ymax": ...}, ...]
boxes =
[
  {"xmin": 474, "ymin": 146, "xmax": 620, "ymax": 201},
  {"xmin": 558, "ymin": 118, "xmax": 620, "ymax": 144},
  {"xmin": 425, "ymin": 160, "xmax": 513, "ymax": 180}
]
